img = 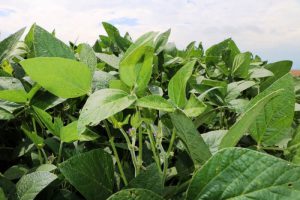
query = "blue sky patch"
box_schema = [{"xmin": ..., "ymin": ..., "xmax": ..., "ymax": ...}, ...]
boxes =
[
  {"xmin": 107, "ymin": 17, "xmax": 138, "ymax": 26},
  {"xmin": 0, "ymin": 8, "xmax": 14, "ymax": 17}
]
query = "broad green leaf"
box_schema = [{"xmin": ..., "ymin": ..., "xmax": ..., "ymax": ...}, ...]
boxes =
[
  {"xmin": 232, "ymin": 52, "xmax": 251, "ymax": 78},
  {"xmin": 0, "ymin": 77, "xmax": 27, "ymax": 103},
  {"xmin": 77, "ymin": 43, "xmax": 97, "ymax": 74},
  {"xmin": 119, "ymin": 32, "xmax": 156, "ymax": 92},
  {"xmin": 205, "ymin": 38, "xmax": 240, "ymax": 66},
  {"xmin": 249, "ymin": 74, "xmax": 295, "ymax": 146},
  {"xmin": 184, "ymin": 94, "xmax": 207, "ymax": 117},
  {"xmin": 135, "ymin": 95, "xmax": 175, "ymax": 112},
  {"xmin": 16, "ymin": 171, "xmax": 57, "ymax": 200},
  {"xmin": 187, "ymin": 147, "xmax": 300, "ymax": 200},
  {"xmin": 288, "ymin": 126, "xmax": 300, "ymax": 164},
  {"xmin": 4, "ymin": 165, "xmax": 28, "ymax": 180},
  {"xmin": 35, "ymin": 164, "xmax": 57, "ymax": 172},
  {"xmin": 0, "ymin": 175, "xmax": 16, "ymax": 200},
  {"xmin": 59, "ymin": 149, "xmax": 114, "ymax": 200},
  {"xmin": 0, "ymin": 27, "xmax": 25, "ymax": 62},
  {"xmin": 33, "ymin": 106, "xmax": 60, "ymax": 137},
  {"xmin": 202, "ymin": 130, "xmax": 227, "ymax": 154},
  {"xmin": 92, "ymin": 70, "xmax": 116, "ymax": 91},
  {"xmin": 107, "ymin": 188, "xmax": 163, "ymax": 200},
  {"xmin": 21, "ymin": 124, "xmax": 44, "ymax": 148},
  {"xmin": 170, "ymin": 111, "xmax": 211, "ymax": 165},
  {"xmin": 0, "ymin": 108, "xmax": 14, "ymax": 120},
  {"xmin": 102, "ymin": 22, "xmax": 131, "ymax": 51},
  {"xmin": 109, "ymin": 79, "xmax": 131, "ymax": 93},
  {"xmin": 25, "ymin": 24, "xmax": 75, "ymax": 59},
  {"xmin": 154, "ymin": 29, "xmax": 171, "ymax": 54},
  {"xmin": 30, "ymin": 91, "xmax": 65, "ymax": 110},
  {"xmin": 260, "ymin": 60, "xmax": 292, "ymax": 91},
  {"xmin": 60, "ymin": 121, "xmax": 78, "ymax": 143},
  {"xmin": 168, "ymin": 60, "xmax": 195, "ymax": 108},
  {"xmin": 96, "ymin": 53, "xmax": 120, "ymax": 69},
  {"xmin": 219, "ymin": 90, "xmax": 282, "ymax": 149},
  {"xmin": 20, "ymin": 57, "xmax": 92, "ymax": 98},
  {"xmin": 225, "ymin": 80, "xmax": 255, "ymax": 102},
  {"xmin": 249, "ymin": 67, "xmax": 274, "ymax": 78},
  {"xmin": 127, "ymin": 164, "xmax": 163, "ymax": 195},
  {"xmin": 78, "ymin": 89, "xmax": 136, "ymax": 133},
  {"xmin": 0, "ymin": 188, "xmax": 6, "ymax": 200}
]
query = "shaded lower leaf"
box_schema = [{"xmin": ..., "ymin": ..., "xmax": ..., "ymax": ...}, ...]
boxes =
[
  {"xmin": 170, "ymin": 111, "xmax": 211, "ymax": 165},
  {"xmin": 59, "ymin": 149, "xmax": 114, "ymax": 200},
  {"xmin": 127, "ymin": 164, "xmax": 163, "ymax": 195},
  {"xmin": 107, "ymin": 188, "xmax": 163, "ymax": 200},
  {"xmin": 16, "ymin": 171, "xmax": 57, "ymax": 200},
  {"xmin": 187, "ymin": 147, "xmax": 300, "ymax": 200}
]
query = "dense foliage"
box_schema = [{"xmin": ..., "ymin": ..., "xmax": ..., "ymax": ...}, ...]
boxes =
[{"xmin": 0, "ymin": 22, "xmax": 299, "ymax": 200}]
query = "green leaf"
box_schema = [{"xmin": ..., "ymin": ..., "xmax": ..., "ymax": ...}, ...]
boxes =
[
  {"xmin": 4, "ymin": 165, "xmax": 28, "ymax": 180},
  {"xmin": 92, "ymin": 70, "xmax": 116, "ymax": 91},
  {"xmin": 60, "ymin": 121, "xmax": 79, "ymax": 143},
  {"xmin": 33, "ymin": 106, "xmax": 60, "ymax": 137},
  {"xmin": 184, "ymin": 94, "xmax": 207, "ymax": 117},
  {"xmin": 77, "ymin": 43, "xmax": 97, "ymax": 74},
  {"xmin": 168, "ymin": 60, "xmax": 195, "ymax": 108},
  {"xmin": 59, "ymin": 149, "xmax": 114, "ymax": 200},
  {"xmin": 25, "ymin": 24, "xmax": 75, "ymax": 59},
  {"xmin": 288, "ymin": 126, "xmax": 300, "ymax": 164},
  {"xmin": 21, "ymin": 124, "xmax": 44, "ymax": 148},
  {"xmin": 205, "ymin": 38, "xmax": 240, "ymax": 66},
  {"xmin": 127, "ymin": 164, "xmax": 163, "ymax": 195},
  {"xmin": 232, "ymin": 52, "xmax": 251, "ymax": 78},
  {"xmin": 260, "ymin": 60, "xmax": 293, "ymax": 91},
  {"xmin": 135, "ymin": 95, "xmax": 175, "ymax": 112},
  {"xmin": 249, "ymin": 74, "xmax": 295, "ymax": 146},
  {"xmin": 96, "ymin": 53, "xmax": 120, "ymax": 69},
  {"xmin": 0, "ymin": 108, "xmax": 14, "ymax": 120},
  {"xmin": 170, "ymin": 111, "xmax": 211, "ymax": 165},
  {"xmin": 249, "ymin": 67, "xmax": 274, "ymax": 78},
  {"xmin": 107, "ymin": 188, "xmax": 163, "ymax": 200},
  {"xmin": 154, "ymin": 29, "xmax": 171, "ymax": 54},
  {"xmin": 109, "ymin": 79, "xmax": 131, "ymax": 93},
  {"xmin": 0, "ymin": 77, "xmax": 27, "ymax": 103},
  {"xmin": 219, "ymin": 89, "xmax": 282, "ymax": 149},
  {"xmin": 78, "ymin": 89, "xmax": 136, "ymax": 133},
  {"xmin": 20, "ymin": 57, "xmax": 92, "ymax": 98},
  {"xmin": 16, "ymin": 171, "xmax": 57, "ymax": 200},
  {"xmin": 202, "ymin": 130, "xmax": 227, "ymax": 154},
  {"xmin": 0, "ymin": 27, "xmax": 25, "ymax": 62},
  {"xmin": 225, "ymin": 80, "xmax": 255, "ymax": 102},
  {"xmin": 187, "ymin": 147, "xmax": 300, "ymax": 200},
  {"xmin": 119, "ymin": 32, "xmax": 156, "ymax": 92},
  {"xmin": 35, "ymin": 164, "xmax": 57, "ymax": 172},
  {"xmin": 102, "ymin": 22, "xmax": 131, "ymax": 51}
]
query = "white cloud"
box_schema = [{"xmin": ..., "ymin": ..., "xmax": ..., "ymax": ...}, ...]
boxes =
[{"xmin": 0, "ymin": 0, "xmax": 299, "ymax": 67}]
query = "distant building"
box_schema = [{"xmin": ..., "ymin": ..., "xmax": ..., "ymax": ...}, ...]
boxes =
[{"xmin": 291, "ymin": 70, "xmax": 300, "ymax": 76}]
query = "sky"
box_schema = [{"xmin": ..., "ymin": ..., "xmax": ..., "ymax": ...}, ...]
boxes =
[{"xmin": 0, "ymin": 0, "xmax": 299, "ymax": 68}]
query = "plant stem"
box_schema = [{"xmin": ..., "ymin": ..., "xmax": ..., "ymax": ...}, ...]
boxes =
[
  {"xmin": 38, "ymin": 149, "xmax": 43, "ymax": 164},
  {"xmin": 163, "ymin": 128, "xmax": 176, "ymax": 182},
  {"xmin": 41, "ymin": 148, "xmax": 48, "ymax": 163},
  {"xmin": 103, "ymin": 120, "xmax": 128, "ymax": 186},
  {"xmin": 27, "ymin": 83, "xmax": 41, "ymax": 102},
  {"xmin": 260, "ymin": 146, "xmax": 284, "ymax": 151},
  {"xmin": 119, "ymin": 127, "xmax": 139, "ymax": 176},
  {"xmin": 137, "ymin": 126, "xmax": 143, "ymax": 175},
  {"xmin": 57, "ymin": 141, "xmax": 63, "ymax": 163},
  {"xmin": 146, "ymin": 125, "xmax": 162, "ymax": 172}
]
